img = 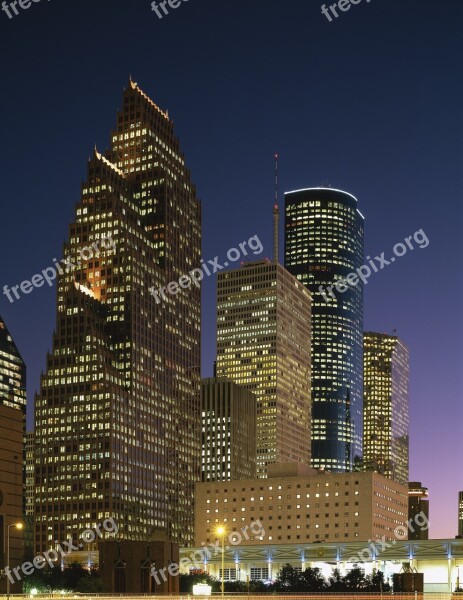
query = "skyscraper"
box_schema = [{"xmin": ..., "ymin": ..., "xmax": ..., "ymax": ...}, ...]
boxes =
[
  {"xmin": 34, "ymin": 80, "xmax": 201, "ymax": 549},
  {"xmin": 25, "ymin": 432, "xmax": 35, "ymax": 518},
  {"xmin": 216, "ymin": 251, "xmax": 312, "ymax": 476},
  {"xmin": 201, "ymin": 377, "xmax": 257, "ymax": 482},
  {"xmin": 458, "ymin": 491, "xmax": 463, "ymax": 537},
  {"xmin": 0, "ymin": 404, "xmax": 24, "ymax": 593},
  {"xmin": 363, "ymin": 332, "xmax": 409, "ymax": 486},
  {"xmin": 0, "ymin": 315, "xmax": 26, "ymax": 414},
  {"xmin": 0, "ymin": 315, "xmax": 25, "ymax": 592},
  {"xmin": 24, "ymin": 432, "xmax": 35, "ymax": 560},
  {"xmin": 284, "ymin": 188, "xmax": 364, "ymax": 472},
  {"xmin": 408, "ymin": 482, "xmax": 429, "ymax": 540}
]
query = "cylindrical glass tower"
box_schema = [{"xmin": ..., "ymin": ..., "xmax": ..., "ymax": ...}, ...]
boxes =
[{"xmin": 284, "ymin": 187, "xmax": 364, "ymax": 472}]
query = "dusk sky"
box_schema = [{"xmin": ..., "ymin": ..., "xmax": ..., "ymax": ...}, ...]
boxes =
[{"xmin": 0, "ymin": 0, "xmax": 461, "ymax": 539}]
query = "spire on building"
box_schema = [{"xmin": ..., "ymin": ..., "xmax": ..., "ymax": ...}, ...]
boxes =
[{"xmin": 273, "ymin": 153, "xmax": 279, "ymax": 263}]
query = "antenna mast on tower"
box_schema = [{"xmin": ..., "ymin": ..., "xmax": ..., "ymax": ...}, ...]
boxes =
[{"xmin": 273, "ymin": 153, "xmax": 279, "ymax": 263}]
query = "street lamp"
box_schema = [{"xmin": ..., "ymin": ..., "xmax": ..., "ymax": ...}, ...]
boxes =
[
  {"xmin": 7, "ymin": 522, "xmax": 23, "ymax": 600},
  {"xmin": 215, "ymin": 525, "xmax": 226, "ymax": 600}
]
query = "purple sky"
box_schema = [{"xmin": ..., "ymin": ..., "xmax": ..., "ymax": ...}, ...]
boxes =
[{"xmin": 0, "ymin": 0, "xmax": 461, "ymax": 538}]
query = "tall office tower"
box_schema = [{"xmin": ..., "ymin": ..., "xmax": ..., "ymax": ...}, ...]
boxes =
[
  {"xmin": 25, "ymin": 432, "xmax": 35, "ymax": 517},
  {"xmin": 216, "ymin": 254, "xmax": 312, "ymax": 476},
  {"xmin": 284, "ymin": 188, "xmax": 364, "ymax": 472},
  {"xmin": 408, "ymin": 482, "xmax": 429, "ymax": 540},
  {"xmin": 201, "ymin": 377, "xmax": 257, "ymax": 482},
  {"xmin": 0, "ymin": 405, "xmax": 24, "ymax": 593},
  {"xmin": 34, "ymin": 80, "xmax": 201, "ymax": 550},
  {"xmin": 0, "ymin": 316, "xmax": 25, "ymax": 592},
  {"xmin": 0, "ymin": 315, "xmax": 26, "ymax": 414},
  {"xmin": 363, "ymin": 332, "xmax": 409, "ymax": 486},
  {"xmin": 459, "ymin": 492, "xmax": 463, "ymax": 537},
  {"xmin": 24, "ymin": 432, "xmax": 35, "ymax": 560}
]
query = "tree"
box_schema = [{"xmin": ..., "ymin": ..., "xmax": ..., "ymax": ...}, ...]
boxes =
[
  {"xmin": 22, "ymin": 564, "xmax": 103, "ymax": 594},
  {"xmin": 249, "ymin": 579, "xmax": 270, "ymax": 592},
  {"xmin": 366, "ymin": 570, "xmax": 391, "ymax": 592},
  {"xmin": 224, "ymin": 580, "xmax": 247, "ymax": 592},
  {"xmin": 179, "ymin": 571, "xmax": 220, "ymax": 593},
  {"xmin": 340, "ymin": 566, "xmax": 368, "ymax": 591},
  {"xmin": 272, "ymin": 564, "xmax": 304, "ymax": 592},
  {"xmin": 328, "ymin": 568, "xmax": 345, "ymax": 592},
  {"xmin": 62, "ymin": 563, "xmax": 88, "ymax": 589},
  {"xmin": 326, "ymin": 567, "xmax": 390, "ymax": 593},
  {"xmin": 272, "ymin": 564, "xmax": 327, "ymax": 592},
  {"xmin": 302, "ymin": 567, "xmax": 327, "ymax": 592},
  {"xmin": 22, "ymin": 570, "xmax": 51, "ymax": 594}
]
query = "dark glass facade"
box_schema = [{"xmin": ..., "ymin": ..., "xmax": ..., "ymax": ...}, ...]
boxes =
[
  {"xmin": 408, "ymin": 482, "xmax": 429, "ymax": 540},
  {"xmin": 284, "ymin": 188, "xmax": 364, "ymax": 472},
  {"xmin": 0, "ymin": 315, "xmax": 26, "ymax": 414}
]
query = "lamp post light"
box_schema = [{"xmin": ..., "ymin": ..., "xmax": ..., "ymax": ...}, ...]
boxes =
[
  {"xmin": 7, "ymin": 522, "xmax": 23, "ymax": 600},
  {"xmin": 215, "ymin": 526, "xmax": 226, "ymax": 600}
]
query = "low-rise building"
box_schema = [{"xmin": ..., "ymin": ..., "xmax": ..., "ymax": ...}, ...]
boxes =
[
  {"xmin": 180, "ymin": 537, "xmax": 463, "ymax": 593},
  {"xmin": 195, "ymin": 463, "xmax": 408, "ymax": 546}
]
